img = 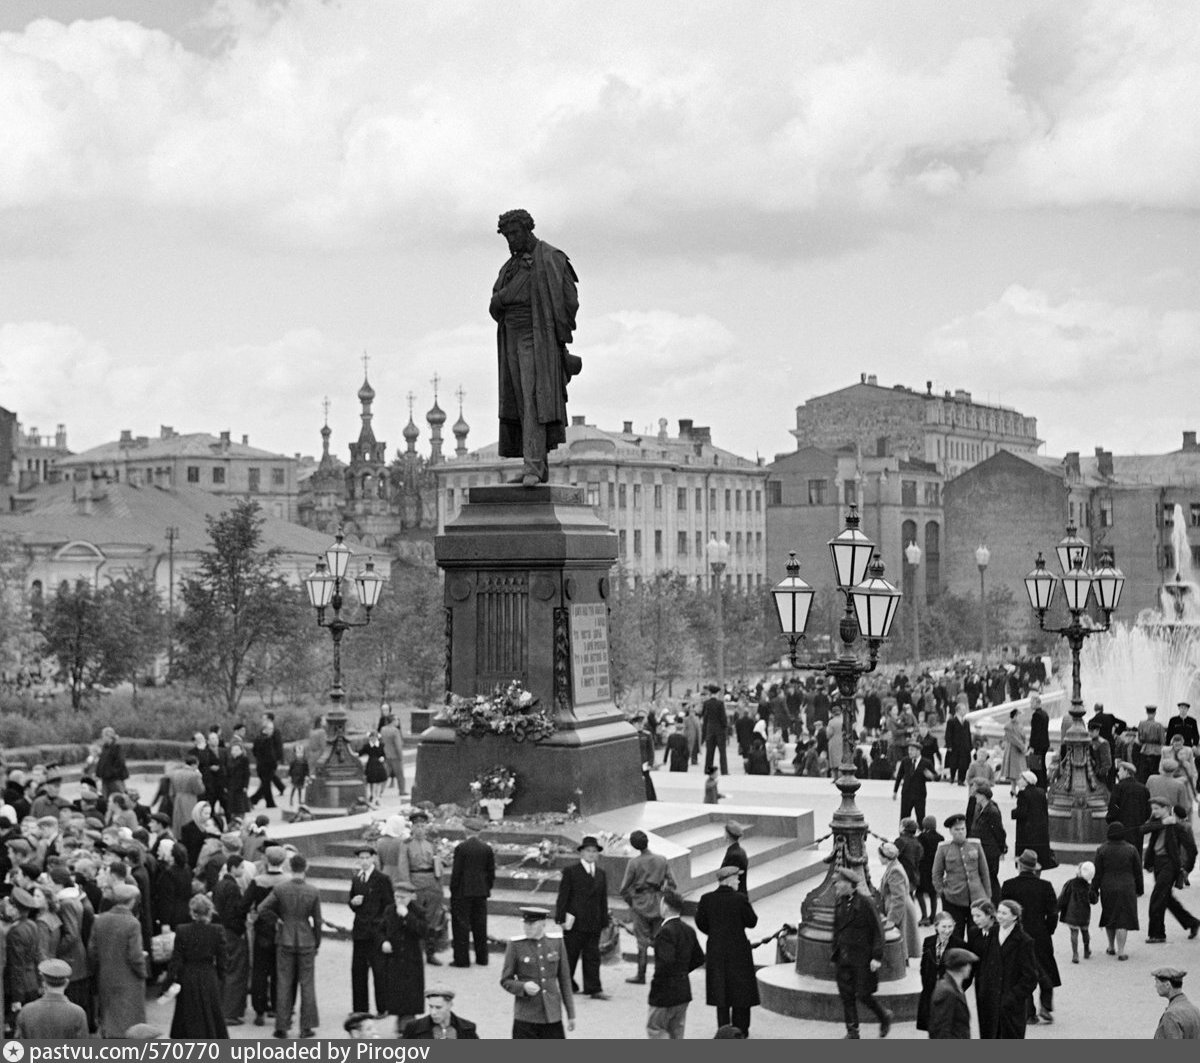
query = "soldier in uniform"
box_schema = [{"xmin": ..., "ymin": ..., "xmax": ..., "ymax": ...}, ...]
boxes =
[
  {"xmin": 500, "ymin": 906, "xmax": 576, "ymax": 1039},
  {"xmin": 396, "ymin": 810, "xmax": 448, "ymax": 963},
  {"xmin": 619, "ymin": 830, "xmax": 677, "ymax": 985},
  {"xmin": 14, "ymin": 960, "xmax": 89, "ymax": 1039}
]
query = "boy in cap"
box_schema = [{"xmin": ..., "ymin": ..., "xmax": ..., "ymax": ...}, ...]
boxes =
[
  {"xmin": 501, "ymin": 906, "xmax": 575, "ymax": 1038},
  {"xmin": 400, "ymin": 983, "xmax": 479, "ymax": 1039},
  {"xmin": 927, "ymin": 947, "xmax": 977, "ymax": 1038},
  {"xmin": 1153, "ymin": 967, "xmax": 1200, "ymax": 1038},
  {"xmin": 14, "ymin": 959, "xmax": 89, "ymax": 1039}
]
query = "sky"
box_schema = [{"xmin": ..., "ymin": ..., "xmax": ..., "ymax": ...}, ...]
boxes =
[{"xmin": 0, "ymin": 0, "xmax": 1198, "ymax": 466}]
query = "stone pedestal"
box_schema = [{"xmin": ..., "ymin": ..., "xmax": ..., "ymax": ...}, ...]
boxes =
[
  {"xmin": 1049, "ymin": 704, "xmax": 1110, "ymax": 863},
  {"xmin": 414, "ymin": 485, "xmax": 644, "ymax": 816},
  {"xmin": 306, "ymin": 706, "xmax": 366, "ymax": 808}
]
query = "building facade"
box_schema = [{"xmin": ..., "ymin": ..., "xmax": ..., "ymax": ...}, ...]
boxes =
[
  {"xmin": 437, "ymin": 417, "xmax": 771, "ymax": 589},
  {"xmin": 790, "ymin": 374, "xmax": 1041, "ymax": 480},
  {"xmin": 55, "ymin": 428, "xmax": 299, "ymax": 521}
]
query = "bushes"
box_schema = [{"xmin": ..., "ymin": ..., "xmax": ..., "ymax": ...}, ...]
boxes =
[{"xmin": 0, "ymin": 688, "xmax": 318, "ymax": 751}]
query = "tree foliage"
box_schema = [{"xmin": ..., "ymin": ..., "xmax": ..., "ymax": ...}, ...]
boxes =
[
  {"xmin": 0, "ymin": 536, "xmax": 38, "ymax": 676},
  {"xmin": 98, "ymin": 570, "xmax": 165, "ymax": 706},
  {"xmin": 175, "ymin": 501, "xmax": 296, "ymax": 715},
  {"xmin": 39, "ymin": 580, "xmax": 127, "ymax": 710}
]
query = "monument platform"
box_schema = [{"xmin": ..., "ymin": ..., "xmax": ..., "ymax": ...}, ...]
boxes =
[{"xmin": 757, "ymin": 965, "xmax": 923, "ymax": 1023}]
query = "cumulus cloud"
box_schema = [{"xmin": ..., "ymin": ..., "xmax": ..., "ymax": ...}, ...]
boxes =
[
  {"xmin": 0, "ymin": 1, "xmax": 1195, "ymax": 257},
  {"xmin": 921, "ymin": 283, "xmax": 1200, "ymax": 454}
]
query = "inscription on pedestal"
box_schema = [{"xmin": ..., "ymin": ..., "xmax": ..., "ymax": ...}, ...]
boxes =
[{"xmin": 570, "ymin": 602, "xmax": 611, "ymax": 719}]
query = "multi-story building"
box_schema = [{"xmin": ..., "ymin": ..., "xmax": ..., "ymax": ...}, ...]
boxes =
[
  {"xmin": 791, "ymin": 373, "xmax": 1041, "ymax": 480},
  {"xmin": 436, "ymin": 417, "xmax": 771, "ymax": 590},
  {"xmin": 55, "ymin": 427, "xmax": 299, "ymax": 521},
  {"xmin": 765, "ymin": 445, "xmax": 944, "ymax": 609},
  {"xmin": 942, "ymin": 432, "xmax": 1200, "ymax": 637},
  {"xmin": 15, "ymin": 423, "xmax": 71, "ymax": 489}
]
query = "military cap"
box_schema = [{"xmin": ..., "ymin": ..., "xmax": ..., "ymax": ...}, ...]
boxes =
[
  {"xmin": 424, "ymin": 983, "xmax": 455, "ymax": 1000},
  {"xmin": 943, "ymin": 948, "xmax": 979, "ymax": 969},
  {"xmin": 520, "ymin": 906, "xmax": 551, "ymax": 922},
  {"xmin": 408, "ymin": 810, "xmax": 430, "ymax": 823},
  {"xmin": 1153, "ymin": 967, "xmax": 1187, "ymax": 981},
  {"xmin": 944, "ymin": 813, "xmax": 968, "ymax": 828},
  {"xmin": 38, "ymin": 959, "xmax": 72, "ymax": 979}
]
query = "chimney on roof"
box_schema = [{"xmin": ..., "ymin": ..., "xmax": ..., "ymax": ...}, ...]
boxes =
[
  {"xmin": 119, "ymin": 430, "xmax": 132, "ymax": 445},
  {"xmin": 242, "ymin": 434, "xmax": 249, "ymax": 445},
  {"xmin": 571, "ymin": 415, "xmax": 585, "ymax": 426},
  {"xmin": 692, "ymin": 426, "xmax": 712, "ymax": 445},
  {"xmin": 678, "ymin": 419, "xmax": 694, "ymax": 438},
  {"xmin": 1184, "ymin": 431, "xmax": 1198, "ymax": 452},
  {"xmin": 867, "ymin": 374, "xmax": 878, "ymax": 386},
  {"xmin": 1065, "ymin": 451, "xmax": 1080, "ymax": 479},
  {"xmin": 1095, "ymin": 447, "xmax": 1114, "ymax": 479},
  {"xmin": 926, "ymin": 381, "xmax": 933, "ymax": 395},
  {"xmin": 55, "ymin": 424, "xmax": 67, "ymax": 448},
  {"xmin": 622, "ymin": 420, "xmax": 633, "ymax": 434},
  {"xmin": 860, "ymin": 373, "xmax": 867, "ymax": 383},
  {"xmin": 160, "ymin": 426, "xmax": 173, "ymax": 440},
  {"xmin": 135, "ymin": 436, "xmax": 149, "ymax": 448},
  {"xmin": 219, "ymin": 431, "xmax": 231, "ymax": 451}
]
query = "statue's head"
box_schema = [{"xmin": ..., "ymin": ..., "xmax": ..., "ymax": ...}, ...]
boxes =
[{"xmin": 498, "ymin": 209, "xmax": 535, "ymax": 254}]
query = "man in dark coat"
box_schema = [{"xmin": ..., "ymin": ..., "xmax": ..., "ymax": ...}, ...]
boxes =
[
  {"xmin": 893, "ymin": 741, "xmax": 936, "ymax": 825},
  {"xmin": 400, "ymin": 984, "xmax": 479, "ymax": 1039},
  {"xmin": 450, "ymin": 818, "xmax": 495, "ymax": 968},
  {"xmin": 257, "ymin": 853, "xmax": 322, "ymax": 1039},
  {"xmin": 1028, "ymin": 695, "xmax": 1050, "ymax": 788},
  {"xmin": 966, "ymin": 900, "xmax": 1001, "ymax": 1038},
  {"xmin": 348, "ymin": 844, "xmax": 393, "ymax": 1014},
  {"xmin": 701, "ymin": 685, "xmax": 729, "ymax": 774},
  {"xmin": 830, "ymin": 866, "xmax": 891, "ymax": 1038},
  {"xmin": 928, "ymin": 947, "xmax": 977, "ymax": 1039},
  {"xmin": 491, "ymin": 209, "xmax": 579, "ymax": 486},
  {"xmin": 554, "ymin": 836, "xmax": 611, "ymax": 999},
  {"xmin": 944, "ymin": 702, "xmax": 973, "ymax": 786},
  {"xmin": 1167, "ymin": 702, "xmax": 1199, "ymax": 747},
  {"xmin": 1143, "ymin": 796, "xmax": 1200, "ymax": 943},
  {"xmin": 244, "ymin": 845, "xmax": 287, "ymax": 1025},
  {"xmin": 1000, "ymin": 850, "xmax": 1061, "ymax": 1024},
  {"xmin": 1012, "ymin": 772, "xmax": 1054, "ymax": 869},
  {"xmin": 694, "ymin": 864, "xmax": 758, "ymax": 1036},
  {"xmin": 95, "ymin": 727, "xmax": 129, "ymax": 797},
  {"xmin": 646, "ymin": 890, "xmax": 705, "ymax": 1039},
  {"xmin": 663, "ymin": 719, "xmax": 690, "ymax": 772},
  {"xmin": 251, "ymin": 713, "xmax": 286, "ymax": 809},
  {"xmin": 1108, "ymin": 760, "xmax": 1152, "ymax": 857},
  {"xmin": 721, "ymin": 822, "xmax": 749, "ymax": 896},
  {"xmin": 968, "ymin": 784, "xmax": 1007, "ymax": 905}
]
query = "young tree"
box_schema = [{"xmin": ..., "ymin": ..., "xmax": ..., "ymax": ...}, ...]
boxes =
[
  {"xmin": 175, "ymin": 501, "xmax": 296, "ymax": 715},
  {"xmin": 40, "ymin": 580, "xmax": 117, "ymax": 710},
  {"xmin": 100, "ymin": 570, "xmax": 166, "ymax": 707}
]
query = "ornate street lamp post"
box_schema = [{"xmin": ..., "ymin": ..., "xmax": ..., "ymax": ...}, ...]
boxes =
[
  {"xmin": 707, "ymin": 534, "xmax": 731, "ymax": 693},
  {"xmin": 905, "ymin": 541, "xmax": 922, "ymax": 666},
  {"xmin": 302, "ymin": 527, "xmax": 387, "ymax": 808},
  {"xmin": 1024, "ymin": 525, "xmax": 1125, "ymax": 856},
  {"xmin": 771, "ymin": 505, "xmax": 904, "ymax": 977},
  {"xmin": 976, "ymin": 544, "xmax": 990, "ymax": 662}
]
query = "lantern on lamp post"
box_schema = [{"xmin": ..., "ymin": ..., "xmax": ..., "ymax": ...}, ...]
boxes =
[
  {"xmin": 905, "ymin": 540, "xmax": 922, "ymax": 666},
  {"xmin": 706, "ymin": 534, "xmax": 731, "ymax": 693},
  {"xmin": 302, "ymin": 527, "xmax": 387, "ymax": 808},
  {"xmin": 975, "ymin": 544, "xmax": 990, "ymax": 662},
  {"xmin": 1024, "ymin": 528, "xmax": 1125, "ymax": 857}
]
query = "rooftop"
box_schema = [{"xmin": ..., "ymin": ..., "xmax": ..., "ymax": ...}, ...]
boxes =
[{"xmin": 58, "ymin": 431, "xmax": 290, "ymax": 466}]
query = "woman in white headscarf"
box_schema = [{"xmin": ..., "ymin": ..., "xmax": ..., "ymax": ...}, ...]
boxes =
[{"xmin": 877, "ymin": 841, "xmax": 921, "ymax": 962}]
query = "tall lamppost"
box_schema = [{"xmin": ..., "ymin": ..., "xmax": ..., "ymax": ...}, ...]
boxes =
[
  {"xmin": 771, "ymin": 505, "xmax": 903, "ymax": 977},
  {"xmin": 303, "ymin": 528, "xmax": 387, "ymax": 808},
  {"xmin": 1024, "ymin": 525, "xmax": 1125, "ymax": 855},
  {"xmin": 707, "ymin": 534, "xmax": 730, "ymax": 692},
  {"xmin": 976, "ymin": 544, "xmax": 990, "ymax": 662},
  {"xmin": 905, "ymin": 540, "xmax": 922, "ymax": 666},
  {"xmin": 165, "ymin": 525, "xmax": 179, "ymax": 681}
]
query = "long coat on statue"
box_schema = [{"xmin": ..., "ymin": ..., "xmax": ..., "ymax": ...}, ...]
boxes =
[
  {"xmin": 694, "ymin": 884, "xmax": 759, "ymax": 1009},
  {"xmin": 491, "ymin": 238, "xmax": 579, "ymax": 457}
]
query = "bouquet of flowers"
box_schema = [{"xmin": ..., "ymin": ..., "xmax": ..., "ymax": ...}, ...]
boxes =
[
  {"xmin": 446, "ymin": 680, "xmax": 557, "ymax": 743},
  {"xmin": 470, "ymin": 764, "xmax": 517, "ymax": 802}
]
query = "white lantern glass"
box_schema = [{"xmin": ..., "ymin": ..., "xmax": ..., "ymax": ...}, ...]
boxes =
[
  {"xmin": 354, "ymin": 557, "xmax": 386, "ymax": 610},
  {"xmin": 771, "ymin": 553, "xmax": 815, "ymax": 638},
  {"xmin": 849, "ymin": 556, "xmax": 902, "ymax": 640},
  {"xmin": 1055, "ymin": 524, "xmax": 1090, "ymax": 574},
  {"xmin": 1091, "ymin": 554, "xmax": 1125, "ymax": 614},
  {"xmin": 325, "ymin": 533, "xmax": 352, "ymax": 581},
  {"xmin": 1060, "ymin": 557, "xmax": 1093, "ymax": 613},
  {"xmin": 304, "ymin": 557, "xmax": 335, "ymax": 609},
  {"xmin": 828, "ymin": 508, "xmax": 875, "ymax": 590},
  {"xmin": 975, "ymin": 544, "xmax": 990, "ymax": 569},
  {"xmin": 1023, "ymin": 553, "xmax": 1057, "ymax": 612}
]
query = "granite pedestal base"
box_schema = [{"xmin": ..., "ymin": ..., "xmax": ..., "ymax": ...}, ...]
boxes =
[{"xmin": 757, "ymin": 964, "xmax": 923, "ymax": 1023}]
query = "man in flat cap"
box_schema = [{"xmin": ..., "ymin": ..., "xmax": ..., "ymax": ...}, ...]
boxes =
[
  {"xmin": 245, "ymin": 845, "xmax": 287, "ymax": 1025},
  {"xmin": 88, "ymin": 881, "xmax": 147, "ymax": 1037},
  {"xmin": 933, "ymin": 813, "xmax": 991, "ymax": 938},
  {"xmin": 927, "ymin": 947, "xmax": 977, "ymax": 1039},
  {"xmin": 830, "ymin": 866, "xmax": 891, "ymax": 1038},
  {"xmin": 1138, "ymin": 705, "xmax": 1167, "ymax": 783},
  {"xmin": 400, "ymin": 983, "xmax": 479, "ymax": 1039},
  {"xmin": 14, "ymin": 959, "xmax": 89, "ymax": 1039},
  {"xmin": 555, "ymin": 835, "xmax": 611, "ymax": 999},
  {"xmin": 1107, "ymin": 759, "xmax": 1151, "ymax": 857},
  {"xmin": 695, "ymin": 864, "xmax": 759, "ymax": 1036},
  {"xmin": 490, "ymin": 209, "xmax": 580, "ymax": 487},
  {"xmin": 1153, "ymin": 967, "xmax": 1200, "ymax": 1038},
  {"xmin": 450, "ymin": 817, "xmax": 495, "ymax": 969},
  {"xmin": 1143, "ymin": 795, "xmax": 1199, "ymax": 943},
  {"xmin": 501, "ymin": 907, "xmax": 575, "ymax": 1038},
  {"xmin": 349, "ymin": 843, "xmax": 392, "ymax": 1014}
]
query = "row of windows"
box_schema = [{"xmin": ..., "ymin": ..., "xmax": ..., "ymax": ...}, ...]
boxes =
[
  {"xmin": 596, "ymin": 483, "xmax": 761, "ymax": 511},
  {"xmin": 765, "ymin": 479, "xmax": 940, "ymax": 508},
  {"xmin": 616, "ymin": 528, "xmax": 763, "ymax": 560},
  {"xmin": 185, "ymin": 466, "xmax": 287, "ymax": 488},
  {"xmin": 626, "ymin": 572, "xmax": 766, "ymax": 591}
]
